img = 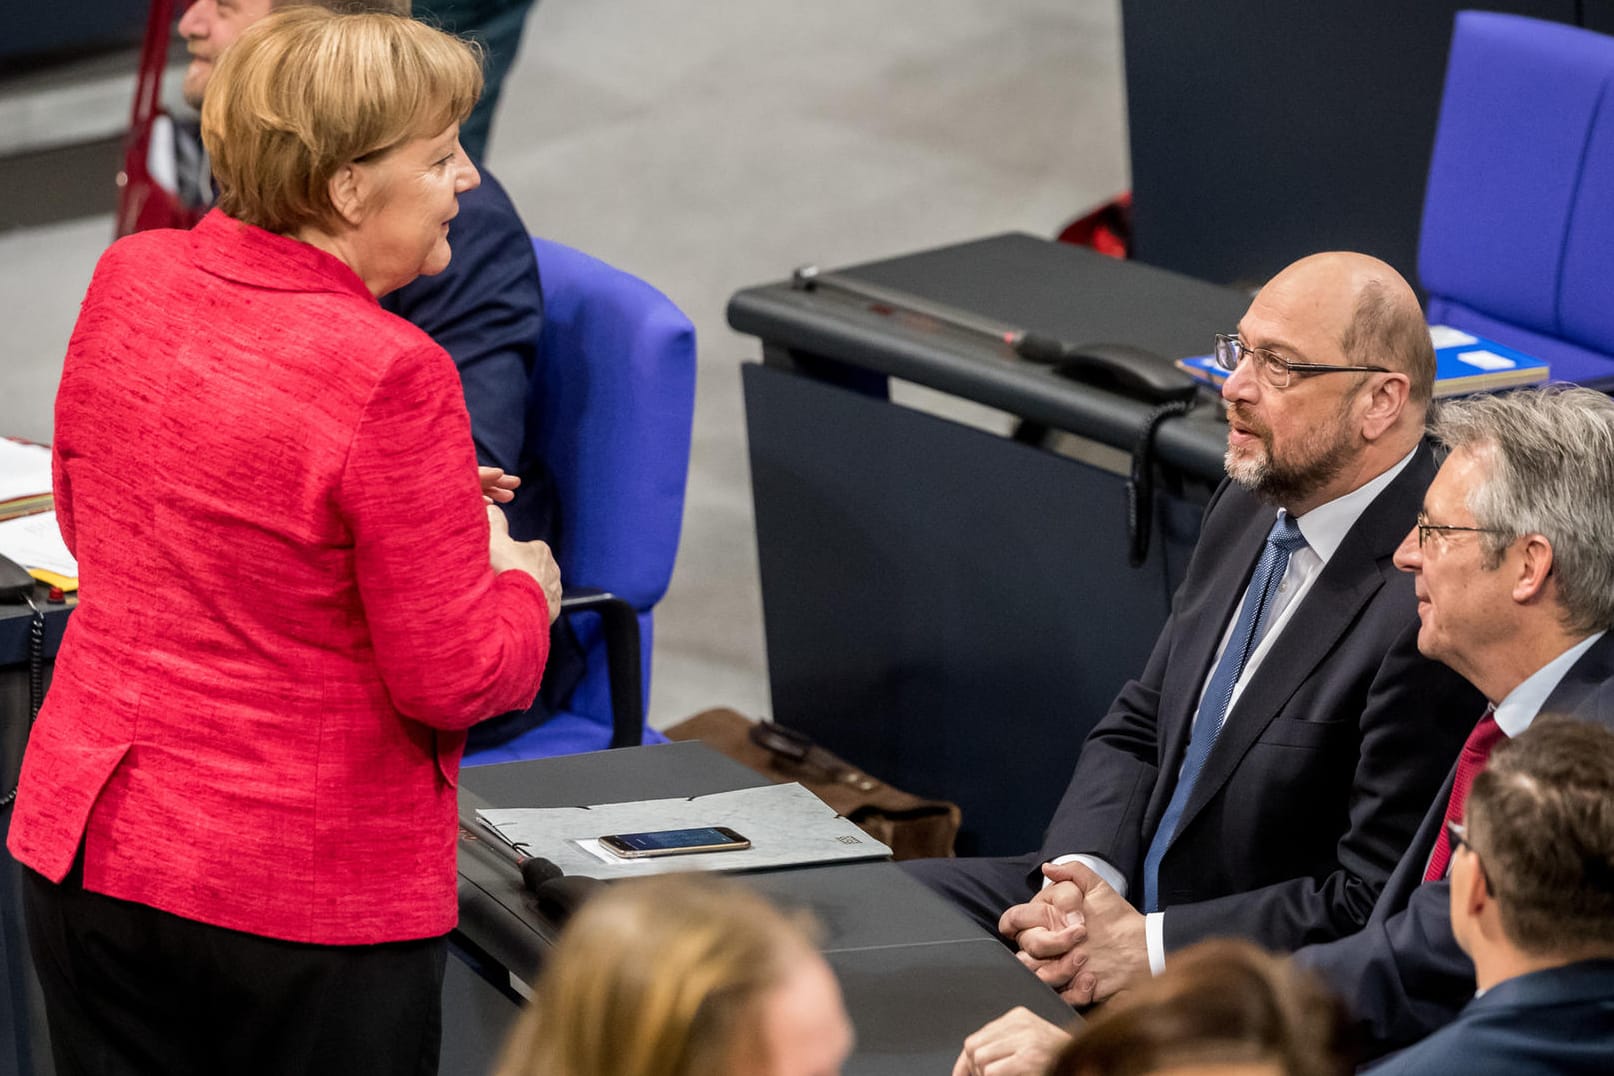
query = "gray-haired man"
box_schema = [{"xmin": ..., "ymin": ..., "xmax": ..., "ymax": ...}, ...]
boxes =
[{"xmin": 1298, "ymin": 385, "xmax": 1614, "ymax": 1060}]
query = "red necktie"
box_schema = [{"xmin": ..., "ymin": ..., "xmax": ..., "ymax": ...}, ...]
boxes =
[{"xmin": 1423, "ymin": 711, "xmax": 1507, "ymax": 882}]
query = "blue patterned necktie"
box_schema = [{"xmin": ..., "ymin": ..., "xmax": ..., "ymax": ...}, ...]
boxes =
[{"xmin": 1142, "ymin": 512, "xmax": 1308, "ymax": 913}]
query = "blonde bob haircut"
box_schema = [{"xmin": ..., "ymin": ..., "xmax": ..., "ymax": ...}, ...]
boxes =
[
  {"xmin": 201, "ymin": 5, "xmax": 481, "ymax": 235},
  {"xmin": 494, "ymin": 873, "xmax": 821, "ymax": 1076}
]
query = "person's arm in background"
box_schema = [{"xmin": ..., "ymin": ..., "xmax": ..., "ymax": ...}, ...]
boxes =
[
  {"xmin": 382, "ymin": 170, "xmax": 541, "ymax": 479},
  {"xmin": 1294, "ymin": 881, "xmax": 1475, "ymax": 1062},
  {"xmin": 340, "ymin": 340, "xmax": 552, "ymax": 728}
]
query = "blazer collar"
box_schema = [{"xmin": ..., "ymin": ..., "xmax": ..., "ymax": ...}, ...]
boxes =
[
  {"xmin": 187, "ymin": 210, "xmax": 376, "ymax": 305},
  {"xmin": 1539, "ymin": 631, "xmax": 1614, "ymax": 718},
  {"xmin": 1470, "ymin": 959, "xmax": 1614, "ymax": 1013},
  {"xmin": 1167, "ymin": 442, "xmax": 1437, "ymax": 837}
]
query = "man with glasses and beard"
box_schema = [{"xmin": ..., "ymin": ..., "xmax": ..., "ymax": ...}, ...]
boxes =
[{"xmin": 917, "ymin": 253, "xmax": 1481, "ymax": 1058}]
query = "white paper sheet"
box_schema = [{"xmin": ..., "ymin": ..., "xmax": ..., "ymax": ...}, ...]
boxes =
[
  {"xmin": 0, "ymin": 440, "xmax": 51, "ymax": 504},
  {"xmin": 0, "ymin": 511, "xmax": 77, "ymax": 577}
]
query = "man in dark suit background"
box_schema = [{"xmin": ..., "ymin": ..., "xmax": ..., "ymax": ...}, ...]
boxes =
[
  {"xmin": 1364, "ymin": 718, "xmax": 1614, "ymax": 1075},
  {"xmin": 911, "ymin": 251, "xmax": 1481, "ymax": 1009},
  {"xmin": 1295, "ymin": 386, "xmax": 1614, "ymax": 1059}
]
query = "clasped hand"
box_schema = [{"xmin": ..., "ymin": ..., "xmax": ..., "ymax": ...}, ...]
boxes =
[{"xmin": 999, "ymin": 861, "xmax": 1148, "ymax": 1007}]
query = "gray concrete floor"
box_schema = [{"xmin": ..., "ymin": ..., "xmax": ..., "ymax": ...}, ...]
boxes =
[{"xmin": 0, "ymin": 0, "xmax": 1129, "ymax": 728}]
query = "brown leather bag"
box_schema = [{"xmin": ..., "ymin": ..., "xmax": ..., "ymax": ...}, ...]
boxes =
[{"xmin": 663, "ymin": 708, "xmax": 961, "ymax": 860}]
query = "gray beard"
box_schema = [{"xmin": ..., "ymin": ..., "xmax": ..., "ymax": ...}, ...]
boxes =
[{"xmin": 1224, "ymin": 430, "xmax": 1353, "ymax": 508}]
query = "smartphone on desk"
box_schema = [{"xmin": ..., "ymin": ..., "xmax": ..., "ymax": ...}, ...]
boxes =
[{"xmin": 599, "ymin": 826, "xmax": 751, "ymax": 859}]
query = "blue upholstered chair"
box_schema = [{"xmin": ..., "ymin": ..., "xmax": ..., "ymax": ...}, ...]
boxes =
[
  {"xmin": 465, "ymin": 238, "xmax": 696, "ymax": 763},
  {"xmin": 1418, "ymin": 11, "xmax": 1614, "ymax": 385}
]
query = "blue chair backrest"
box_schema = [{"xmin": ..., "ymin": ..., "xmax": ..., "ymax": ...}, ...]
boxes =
[
  {"xmin": 468, "ymin": 239, "xmax": 695, "ymax": 761},
  {"xmin": 1419, "ymin": 11, "xmax": 1614, "ymax": 385}
]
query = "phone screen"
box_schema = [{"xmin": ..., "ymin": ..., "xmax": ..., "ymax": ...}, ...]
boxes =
[{"xmin": 599, "ymin": 826, "xmax": 750, "ymax": 858}]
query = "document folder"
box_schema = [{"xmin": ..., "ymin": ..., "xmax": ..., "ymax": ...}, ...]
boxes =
[{"xmin": 476, "ymin": 782, "xmax": 892, "ymax": 878}]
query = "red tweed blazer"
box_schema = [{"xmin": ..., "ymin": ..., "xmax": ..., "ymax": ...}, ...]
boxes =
[{"xmin": 7, "ymin": 211, "xmax": 550, "ymax": 945}]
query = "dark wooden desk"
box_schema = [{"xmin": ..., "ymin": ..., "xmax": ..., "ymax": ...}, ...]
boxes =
[
  {"xmin": 448, "ymin": 743, "xmax": 1074, "ymax": 1076},
  {"xmin": 729, "ymin": 233, "xmax": 1249, "ymax": 855}
]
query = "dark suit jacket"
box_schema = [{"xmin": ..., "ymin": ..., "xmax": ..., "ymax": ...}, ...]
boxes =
[
  {"xmin": 1364, "ymin": 959, "xmax": 1614, "ymax": 1075},
  {"xmin": 1039, "ymin": 444, "xmax": 1483, "ymax": 952},
  {"xmin": 383, "ymin": 170, "xmax": 543, "ymax": 492},
  {"xmin": 383, "ymin": 170, "xmax": 586, "ymax": 737},
  {"xmin": 1297, "ymin": 631, "xmax": 1614, "ymax": 1059}
]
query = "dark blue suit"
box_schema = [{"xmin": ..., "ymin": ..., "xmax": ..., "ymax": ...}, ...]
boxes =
[
  {"xmin": 1296, "ymin": 632, "xmax": 1614, "ymax": 1060},
  {"xmin": 383, "ymin": 169, "xmax": 584, "ymax": 738},
  {"xmin": 383, "ymin": 170, "xmax": 543, "ymax": 496},
  {"xmin": 907, "ymin": 446, "xmax": 1482, "ymax": 952},
  {"xmin": 1365, "ymin": 959, "xmax": 1614, "ymax": 1075}
]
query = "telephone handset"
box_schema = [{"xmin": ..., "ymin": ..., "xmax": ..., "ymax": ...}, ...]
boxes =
[
  {"xmin": 1018, "ymin": 342, "xmax": 1201, "ymax": 568},
  {"xmin": 0, "ymin": 554, "xmax": 34, "ymax": 603},
  {"xmin": 1, "ymin": 552, "xmax": 43, "ymax": 809},
  {"xmin": 1046, "ymin": 342, "xmax": 1201, "ymax": 405}
]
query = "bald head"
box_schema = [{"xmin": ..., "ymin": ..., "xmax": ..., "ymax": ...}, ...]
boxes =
[
  {"xmin": 1258, "ymin": 252, "xmax": 1435, "ymax": 407},
  {"xmin": 1224, "ymin": 252, "xmax": 1430, "ymax": 513}
]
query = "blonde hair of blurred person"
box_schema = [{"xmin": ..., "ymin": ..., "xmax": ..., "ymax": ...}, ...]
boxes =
[
  {"xmin": 496, "ymin": 874, "xmax": 854, "ymax": 1076},
  {"xmin": 1049, "ymin": 940, "xmax": 1353, "ymax": 1076}
]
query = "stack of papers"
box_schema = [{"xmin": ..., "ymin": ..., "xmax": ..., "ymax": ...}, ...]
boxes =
[
  {"xmin": 0, "ymin": 439, "xmax": 52, "ymax": 522},
  {"xmin": 0, "ymin": 511, "xmax": 77, "ymax": 590},
  {"xmin": 476, "ymin": 783, "xmax": 892, "ymax": 878}
]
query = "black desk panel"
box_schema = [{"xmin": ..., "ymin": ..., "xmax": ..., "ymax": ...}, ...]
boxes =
[
  {"xmin": 450, "ymin": 744, "xmax": 1074, "ymax": 1076},
  {"xmin": 1121, "ymin": 0, "xmax": 1578, "ymax": 289},
  {"xmin": 829, "ymin": 940, "xmax": 1070, "ymax": 1076},
  {"xmin": 730, "ymin": 233, "xmax": 1242, "ymax": 479},
  {"xmin": 731, "ymin": 233, "xmax": 1248, "ymax": 855}
]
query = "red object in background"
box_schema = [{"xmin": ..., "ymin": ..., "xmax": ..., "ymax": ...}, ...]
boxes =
[
  {"xmin": 1058, "ymin": 192, "xmax": 1133, "ymax": 259},
  {"xmin": 115, "ymin": 0, "xmax": 205, "ymax": 237}
]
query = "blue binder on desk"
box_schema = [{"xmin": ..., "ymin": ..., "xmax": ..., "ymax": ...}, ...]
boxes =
[{"xmin": 1175, "ymin": 324, "xmax": 1549, "ymax": 398}]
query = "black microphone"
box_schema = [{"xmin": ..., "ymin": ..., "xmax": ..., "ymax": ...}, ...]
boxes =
[
  {"xmin": 466, "ymin": 815, "xmax": 607, "ymax": 927},
  {"xmin": 520, "ymin": 855, "xmax": 562, "ymax": 893},
  {"xmin": 529, "ymin": 863, "xmax": 605, "ymax": 926}
]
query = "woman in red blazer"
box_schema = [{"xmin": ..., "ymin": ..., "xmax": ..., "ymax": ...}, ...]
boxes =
[{"xmin": 6, "ymin": 10, "xmax": 558, "ymax": 1075}]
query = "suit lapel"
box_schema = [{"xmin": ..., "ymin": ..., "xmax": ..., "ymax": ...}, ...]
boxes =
[
  {"xmin": 1169, "ymin": 444, "xmax": 1437, "ymax": 842},
  {"xmin": 1380, "ymin": 764, "xmax": 1458, "ymax": 920}
]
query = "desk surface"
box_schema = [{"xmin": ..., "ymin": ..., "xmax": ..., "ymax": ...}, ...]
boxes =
[
  {"xmin": 0, "ymin": 596, "xmax": 70, "ymax": 668},
  {"xmin": 728, "ymin": 231, "xmax": 1250, "ymax": 482},
  {"xmin": 457, "ymin": 743, "xmax": 1074, "ymax": 1076}
]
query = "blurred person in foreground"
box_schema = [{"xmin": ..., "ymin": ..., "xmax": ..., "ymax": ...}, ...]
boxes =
[
  {"xmin": 495, "ymin": 873, "xmax": 854, "ymax": 1076},
  {"xmin": 7, "ymin": 9, "xmax": 559, "ymax": 1075},
  {"xmin": 956, "ymin": 940, "xmax": 1352, "ymax": 1076},
  {"xmin": 1366, "ymin": 718, "xmax": 1614, "ymax": 1075}
]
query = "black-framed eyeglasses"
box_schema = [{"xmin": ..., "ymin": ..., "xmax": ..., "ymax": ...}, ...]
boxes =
[
  {"xmin": 1445, "ymin": 819, "xmax": 1493, "ymax": 890},
  {"xmin": 1213, "ymin": 333, "xmax": 1390, "ymax": 389},
  {"xmin": 1415, "ymin": 513, "xmax": 1506, "ymax": 549}
]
